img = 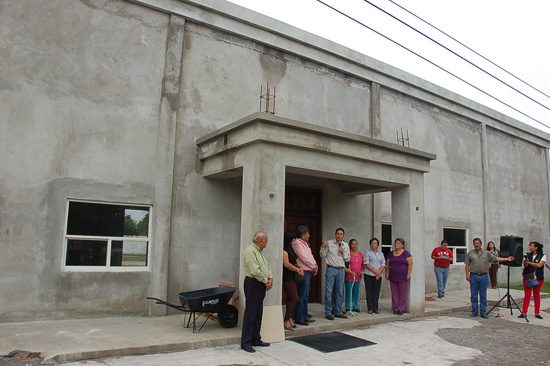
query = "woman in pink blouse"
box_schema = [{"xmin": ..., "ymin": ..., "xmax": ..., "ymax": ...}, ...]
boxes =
[{"xmin": 344, "ymin": 239, "xmax": 364, "ymax": 313}]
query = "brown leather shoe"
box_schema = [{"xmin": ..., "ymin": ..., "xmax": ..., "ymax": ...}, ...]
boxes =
[
  {"xmin": 325, "ymin": 314, "xmax": 335, "ymax": 320},
  {"xmin": 335, "ymin": 314, "xmax": 348, "ymax": 319}
]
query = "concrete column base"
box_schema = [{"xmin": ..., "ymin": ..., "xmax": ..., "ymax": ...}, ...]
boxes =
[{"xmin": 260, "ymin": 304, "xmax": 285, "ymax": 343}]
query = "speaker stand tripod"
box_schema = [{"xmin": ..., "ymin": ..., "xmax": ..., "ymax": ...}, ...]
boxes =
[{"xmin": 487, "ymin": 266, "xmax": 528, "ymax": 322}]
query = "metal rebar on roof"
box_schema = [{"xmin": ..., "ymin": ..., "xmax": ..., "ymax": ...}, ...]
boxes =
[{"xmin": 259, "ymin": 83, "xmax": 276, "ymax": 115}]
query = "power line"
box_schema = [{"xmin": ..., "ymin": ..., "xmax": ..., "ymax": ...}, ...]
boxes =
[
  {"xmin": 388, "ymin": 0, "xmax": 550, "ymax": 101},
  {"xmin": 361, "ymin": 0, "xmax": 550, "ymax": 112},
  {"xmin": 315, "ymin": 0, "xmax": 550, "ymax": 129}
]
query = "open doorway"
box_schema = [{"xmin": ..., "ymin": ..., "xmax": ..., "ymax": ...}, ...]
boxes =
[{"xmin": 284, "ymin": 186, "xmax": 322, "ymax": 303}]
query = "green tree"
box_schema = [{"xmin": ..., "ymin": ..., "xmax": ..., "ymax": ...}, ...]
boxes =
[
  {"xmin": 136, "ymin": 213, "xmax": 149, "ymax": 237},
  {"xmin": 124, "ymin": 215, "xmax": 137, "ymax": 236}
]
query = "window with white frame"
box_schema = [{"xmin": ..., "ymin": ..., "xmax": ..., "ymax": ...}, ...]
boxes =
[
  {"xmin": 443, "ymin": 227, "xmax": 467, "ymax": 263},
  {"xmin": 64, "ymin": 201, "xmax": 151, "ymax": 270}
]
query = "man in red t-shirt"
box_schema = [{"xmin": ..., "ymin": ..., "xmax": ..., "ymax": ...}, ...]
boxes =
[{"xmin": 431, "ymin": 240, "xmax": 453, "ymax": 298}]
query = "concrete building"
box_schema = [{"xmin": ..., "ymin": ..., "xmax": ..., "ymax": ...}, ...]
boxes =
[{"xmin": 2, "ymin": 0, "xmax": 549, "ymax": 339}]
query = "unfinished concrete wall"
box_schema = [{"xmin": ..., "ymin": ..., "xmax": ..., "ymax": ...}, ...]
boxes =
[
  {"xmin": 485, "ymin": 127, "xmax": 550, "ymax": 284},
  {"xmin": 0, "ymin": 0, "xmax": 169, "ymax": 320},
  {"xmin": 377, "ymin": 87, "xmax": 549, "ymax": 293},
  {"xmin": 1, "ymin": 0, "xmax": 549, "ymax": 321},
  {"xmin": 166, "ymin": 22, "xmax": 373, "ymax": 307}
]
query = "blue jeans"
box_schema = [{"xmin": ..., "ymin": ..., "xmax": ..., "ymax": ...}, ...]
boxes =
[
  {"xmin": 295, "ymin": 271, "xmax": 312, "ymax": 322},
  {"xmin": 324, "ymin": 266, "xmax": 345, "ymax": 315},
  {"xmin": 470, "ymin": 273, "xmax": 489, "ymax": 315},
  {"xmin": 434, "ymin": 266, "xmax": 450, "ymax": 295}
]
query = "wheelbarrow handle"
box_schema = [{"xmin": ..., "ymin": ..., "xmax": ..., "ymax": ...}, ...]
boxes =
[{"xmin": 146, "ymin": 297, "xmax": 187, "ymax": 311}]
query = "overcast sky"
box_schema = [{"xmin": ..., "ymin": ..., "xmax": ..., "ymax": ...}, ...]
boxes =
[{"xmin": 228, "ymin": 0, "xmax": 550, "ymax": 134}]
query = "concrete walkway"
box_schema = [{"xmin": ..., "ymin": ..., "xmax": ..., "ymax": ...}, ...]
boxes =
[{"xmin": 0, "ymin": 288, "xmax": 537, "ymax": 364}]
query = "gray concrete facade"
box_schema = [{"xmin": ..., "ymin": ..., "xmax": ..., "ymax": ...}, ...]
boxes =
[{"xmin": 1, "ymin": 0, "xmax": 549, "ymax": 327}]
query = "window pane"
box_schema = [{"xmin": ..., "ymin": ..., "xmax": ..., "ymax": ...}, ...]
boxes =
[
  {"xmin": 381, "ymin": 224, "xmax": 392, "ymax": 246},
  {"xmin": 443, "ymin": 228, "xmax": 466, "ymax": 247},
  {"xmin": 66, "ymin": 240, "xmax": 107, "ymax": 266},
  {"xmin": 111, "ymin": 240, "xmax": 148, "ymax": 267},
  {"xmin": 381, "ymin": 246, "xmax": 391, "ymax": 260},
  {"xmin": 456, "ymin": 248, "xmax": 467, "ymax": 262},
  {"xmin": 124, "ymin": 209, "xmax": 149, "ymax": 237},
  {"xmin": 67, "ymin": 202, "xmax": 149, "ymax": 237}
]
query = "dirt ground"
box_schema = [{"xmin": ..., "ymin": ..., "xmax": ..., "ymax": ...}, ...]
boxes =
[{"xmin": 439, "ymin": 308, "xmax": 550, "ymax": 366}]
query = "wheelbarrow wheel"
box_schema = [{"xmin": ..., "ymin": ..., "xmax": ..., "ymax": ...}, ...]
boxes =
[{"xmin": 217, "ymin": 304, "xmax": 238, "ymax": 328}]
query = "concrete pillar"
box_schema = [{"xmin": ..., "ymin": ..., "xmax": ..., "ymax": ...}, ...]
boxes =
[
  {"xmin": 480, "ymin": 123, "xmax": 489, "ymax": 240},
  {"xmin": 238, "ymin": 144, "xmax": 285, "ymax": 343},
  {"xmin": 149, "ymin": 15, "xmax": 185, "ymax": 315},
  {"xmin": 370, "ymin": 82, "xmax": 381, "ymax": 138},
  {"xmin": 370, "ymin": 82, "xmax": 382, "ymax": 240},
  {"xmin": 547, "ymin": 149, "xmax": 550, "ymax": 235},
  {"xmin": 391, "ymin": 173, "xmax": 426, "ymax": 316}
]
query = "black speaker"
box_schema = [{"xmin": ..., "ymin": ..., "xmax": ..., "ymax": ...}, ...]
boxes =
[{"xmin": 499, "ymin": 235, "xmax": 523, "ymax": 267}]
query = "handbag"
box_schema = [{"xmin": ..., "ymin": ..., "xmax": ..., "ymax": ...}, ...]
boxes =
[
  {"xmin": 295, "ymin": 272, "xmax": 304, "ymax": 283},
  {"xmin": 523, "ymin": 272, "xmax": 539, "ymax": 288},
  {"xmin": 526, "ymin": 277, "xmax": 539, "ymax": 288}
]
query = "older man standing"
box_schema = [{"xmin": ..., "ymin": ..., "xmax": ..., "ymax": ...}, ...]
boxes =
[
  {"xmin": 321, "ymin": 228, "xmax": 350, "ymax": 320},
  {"xmin": 241, "ymin": 231, "xmax": 273, "ymax": 353},
  {"xmin": 465, "ymin": 237, "xmax": 513, "ymax": 319}
]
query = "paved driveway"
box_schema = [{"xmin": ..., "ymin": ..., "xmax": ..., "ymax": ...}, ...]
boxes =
[{"xmin": 63, "ymin": 302, "xmax": 550, "ymax": 366}]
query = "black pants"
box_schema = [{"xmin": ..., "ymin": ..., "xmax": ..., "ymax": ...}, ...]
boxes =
[
  {"xmin": 365, "ymin": 274, "xmax": 382, "ymax": 312},
  {"xmin": 241, "ymin": 277, "xmax": 266, "ymax": 348}
]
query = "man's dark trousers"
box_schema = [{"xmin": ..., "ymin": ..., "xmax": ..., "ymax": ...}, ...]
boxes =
[{"xmin": 241, "ymin": 276, "xmax": 267, "ymax": 348}]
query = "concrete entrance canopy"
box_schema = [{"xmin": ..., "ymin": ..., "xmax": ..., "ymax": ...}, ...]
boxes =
[{"xmin": 196, "ymin": 112, "xmax": 436, "ymax": 342}]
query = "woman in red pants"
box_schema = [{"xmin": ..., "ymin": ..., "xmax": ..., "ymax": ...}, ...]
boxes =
[{"xmin": 519, "ymin": 241, "xmax": 546, "ymax": 319}]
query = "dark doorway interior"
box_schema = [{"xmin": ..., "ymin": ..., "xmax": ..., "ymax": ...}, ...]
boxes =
[{"xmin": 284, "ymin": 186, "xmax": 322, "ymax": 303}]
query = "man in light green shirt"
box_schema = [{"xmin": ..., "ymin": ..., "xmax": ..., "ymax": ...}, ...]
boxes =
[
  {"xmin": 243, "ymin": 233, "xmax": 273, "ymax": 285},
  {"xmin": 241, "ymin": 231, "xmax": 273, "ymax": 353}
]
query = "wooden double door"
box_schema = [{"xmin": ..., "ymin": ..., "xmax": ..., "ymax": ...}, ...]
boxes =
[{"xmin": 284, "ymin": 186, "xmax": 322, "ymax": 303}]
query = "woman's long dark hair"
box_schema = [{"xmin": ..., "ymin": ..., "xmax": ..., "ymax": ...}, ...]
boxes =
[
  {"xmin": 531, "ymin": 241, "xmax": 544, "ymax": 255},
  {"xmin": 284, "ymin": 231, "xmax": 296, "ymax": 252}
]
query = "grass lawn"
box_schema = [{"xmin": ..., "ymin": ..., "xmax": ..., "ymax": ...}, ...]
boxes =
[
  {"xmin": 122, "ymin": 254, "xmax": 147, "ymax": 261},
  {"xmin": 501, "ymin": 281, "xmax": 550, "ymax": 293}
]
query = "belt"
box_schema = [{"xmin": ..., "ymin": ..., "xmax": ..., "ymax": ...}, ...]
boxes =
[
  {"xmin": 327, "ymin": 265, "xmax": 344, "ymax": 270},
  {"xmin": 470, "ymin": 272, "xmax": 487, "ymax": 276}
]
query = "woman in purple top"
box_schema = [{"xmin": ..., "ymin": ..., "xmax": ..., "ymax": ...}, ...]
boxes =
[{"xmin": 385, "ymin": 238, "xmax": 413, "ymax": 315}]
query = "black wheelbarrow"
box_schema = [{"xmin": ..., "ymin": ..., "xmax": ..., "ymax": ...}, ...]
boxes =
[{"xmin": 147, "ymin": 286, "xmax": 238, "ymax": 333}]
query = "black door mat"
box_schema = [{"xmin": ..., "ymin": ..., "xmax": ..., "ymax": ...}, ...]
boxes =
[{"xmin": 289, "ymin": 331, "xmax": 376, "ymax": 353}]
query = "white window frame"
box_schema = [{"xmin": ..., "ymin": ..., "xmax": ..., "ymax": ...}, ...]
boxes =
[
  {"xmin": 63, "ymin": 199, "xmax": 152, "ymax": 272},
  {"xmin": 442, "ymin": 227, "xmax": 468, "ymax": 264}
]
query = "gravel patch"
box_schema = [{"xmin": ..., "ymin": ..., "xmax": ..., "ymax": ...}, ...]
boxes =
[{"xmin": 438, "ymin": 310, "xmax": 550, "ymax": 366}]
